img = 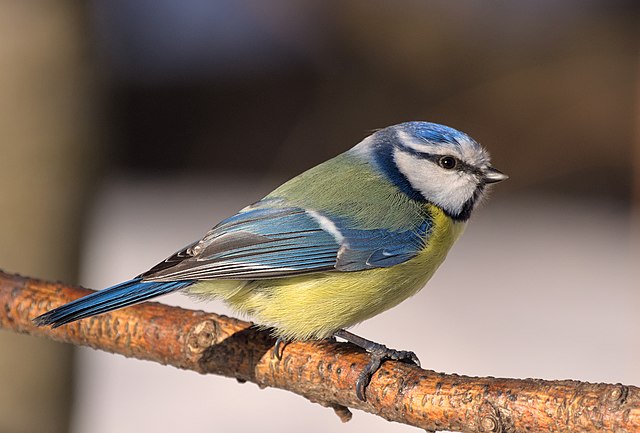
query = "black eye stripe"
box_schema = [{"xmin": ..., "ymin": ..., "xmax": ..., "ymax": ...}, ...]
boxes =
[{"xmin": 396, "ymin": 146, "xmax": 480, "ymax": 175}]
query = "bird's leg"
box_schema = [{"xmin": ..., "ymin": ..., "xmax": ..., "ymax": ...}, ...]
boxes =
[{"xmin": 333, "ymin": 329, "xmax": 420, "ymax": 401}]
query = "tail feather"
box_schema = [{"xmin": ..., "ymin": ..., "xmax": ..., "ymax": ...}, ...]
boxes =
[{"xmin": 33, "ymin": 278, "xmax": 193, "ymax": 328}]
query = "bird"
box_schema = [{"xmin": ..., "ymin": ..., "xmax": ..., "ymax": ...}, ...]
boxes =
[{"xmin": 34, "ymin": 121, "xmax": 507, "ymax": 400}]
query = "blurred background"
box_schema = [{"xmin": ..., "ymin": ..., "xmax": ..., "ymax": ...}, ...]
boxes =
[{"xmin": 0, "ymin": 1, "xmax": 638, "ymax": 432}]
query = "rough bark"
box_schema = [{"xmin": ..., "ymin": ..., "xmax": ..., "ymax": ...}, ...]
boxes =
[{"xmin": 0, "ymin": 270, "xmax": 638, "ymax": 432}]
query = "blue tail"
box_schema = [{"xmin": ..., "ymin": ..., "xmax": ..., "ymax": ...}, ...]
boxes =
[{"xmin": 33, "ymin": 278, "xmax": 193, "ymax": 328}]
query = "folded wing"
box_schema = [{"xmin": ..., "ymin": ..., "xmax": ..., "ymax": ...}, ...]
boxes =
[{"xmin": 141, "ymin": 201, "xmax": 431, "ymax": 281}]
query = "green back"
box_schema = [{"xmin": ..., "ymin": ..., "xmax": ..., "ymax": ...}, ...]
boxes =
[{"xmin": 267, "ymin": 151, "xmax": 428, "ymax": 231}]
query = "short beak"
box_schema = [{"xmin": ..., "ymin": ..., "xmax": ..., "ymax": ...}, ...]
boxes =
[{"xmin": 483, "ymin": 166, "xmax": 508, "ymax": 184}]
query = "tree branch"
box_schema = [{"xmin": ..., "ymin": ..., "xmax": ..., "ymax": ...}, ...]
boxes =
[{"xmin": 0, "ymin": 270, "xmax": 638, "ymax": 432}]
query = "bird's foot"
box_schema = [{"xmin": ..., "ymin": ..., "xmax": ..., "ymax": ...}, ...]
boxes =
[
  {"xmin": 354, "ymin": 345, "xmax": 420, "ymax": 401},
  {"xmin": 334, "ymin": 329, "xmax": 420, "ymax": 401}
]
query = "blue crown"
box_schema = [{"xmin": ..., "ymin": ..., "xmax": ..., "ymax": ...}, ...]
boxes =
[{"xmin": 401, "ymin": 121, "xmax": 475, "ymax": 148}]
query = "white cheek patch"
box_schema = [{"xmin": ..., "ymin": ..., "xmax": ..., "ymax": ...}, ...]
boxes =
[{"xmin": 393, "ymin": 148, "xmax": 478, "ymax": 216}]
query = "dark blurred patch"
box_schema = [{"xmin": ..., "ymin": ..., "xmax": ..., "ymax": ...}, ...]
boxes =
[
  {"xmin": 110, "ymin": 69, "xmax": 316, "ymax": 173},
  {"xmin": 92, "ymin": 0, "xmax": 640, "ymax": 198}
]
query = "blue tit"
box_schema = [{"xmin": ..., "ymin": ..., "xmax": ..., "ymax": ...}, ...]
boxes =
[{"xmin": 35, "ymin": 121, "xmax": 507, "ymax": 400}]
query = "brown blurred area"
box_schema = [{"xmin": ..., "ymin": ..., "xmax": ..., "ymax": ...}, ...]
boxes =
[
  {"xmin": 0, "ymin": 3, "xmax": 97, "ymax": 433},
  {"xmin": 102, "ymin": 1, "xmax": 638, "ymax": 200},
  {"xmin": 0, "ymin": 1, "xmax": 638, "ymax": 432}
]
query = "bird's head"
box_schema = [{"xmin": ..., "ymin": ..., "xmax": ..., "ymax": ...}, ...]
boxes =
[{"xmin": 354, "ymin": 121, "xmax": 508, "ymax": 221}]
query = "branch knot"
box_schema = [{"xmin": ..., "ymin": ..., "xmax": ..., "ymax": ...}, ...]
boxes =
[{"xmin": 186, "ymin": 319, "xmax": 218, "ymax": 354}]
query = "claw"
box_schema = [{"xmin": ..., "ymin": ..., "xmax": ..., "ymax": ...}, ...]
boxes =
[
  {"xmin": 355, "ymin": 355, "xmax": 383, "ymax": 400},
  {"xmin": 334, "ymin": 329, "xmax": 420, "ymax": 401},
  {"xmin": 273, "ymin": 337, "xmax": 288, "ymax": 360},
  {"xmin": 274, "ymin": 336, "xmax": 335, "ymax": 361}
]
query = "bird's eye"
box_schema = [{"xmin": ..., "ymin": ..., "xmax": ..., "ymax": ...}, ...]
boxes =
[{"xmin": 438, "ymin": 156, "xmax": 458, "ymax": 170}]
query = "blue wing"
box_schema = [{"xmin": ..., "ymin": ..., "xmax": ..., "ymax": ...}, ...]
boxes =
[
  {"xmin": 33, "ymin": 200, "xmax": 432, "ymax": 328},
  {"xmin": 141, "ymin": 201, "xmax": 432, "ymax": 281}
]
